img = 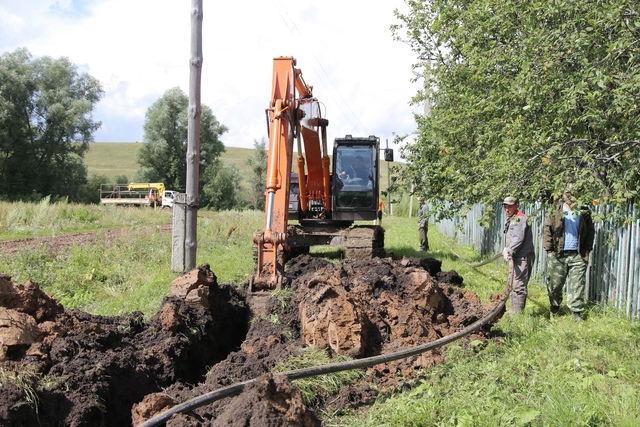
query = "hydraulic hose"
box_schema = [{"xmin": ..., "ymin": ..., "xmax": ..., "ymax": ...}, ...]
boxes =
[
  {"xmin": 441, "ymin": 239, "xmax": 503, "ymax": 268},
  {"xmin": 138, "ymin": 288, "xmax": 508, "ymax": 427}
]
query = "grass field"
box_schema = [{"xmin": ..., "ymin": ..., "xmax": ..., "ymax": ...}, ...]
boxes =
[
  {"xmin": 85, "ymin": 143, "xmax": 257, "ymax": 183},
  {"xmin": 84, "ymin": 142, "xmax": 141, "ymax": 181}
]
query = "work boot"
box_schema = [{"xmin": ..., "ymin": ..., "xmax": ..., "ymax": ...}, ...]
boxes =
[
  {"xmin": 508, "ymin": 299, "xmax": 525, "ymax": 314},
  {"xmin": 550, "ymin": 305, "xmax": 559, "ymax": 315}
]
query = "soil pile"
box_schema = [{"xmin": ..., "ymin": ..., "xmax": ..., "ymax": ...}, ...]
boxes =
[{"xmin": 0, "ymin": 254, "xmax": 504, "ymax": 426}]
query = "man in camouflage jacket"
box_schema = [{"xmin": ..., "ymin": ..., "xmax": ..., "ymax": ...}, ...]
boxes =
[
  {"xmin": 543, "ymin": 191, "xmax": 595, "ymax": 321},
  {"xmin": 417, "ymin": 198, "xmax": 429, "ymax": 251}
]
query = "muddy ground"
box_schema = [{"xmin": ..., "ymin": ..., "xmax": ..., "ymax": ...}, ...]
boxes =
[{"xmin": 0, "ymin": 239, "xmax": 505, "ymax": 426}]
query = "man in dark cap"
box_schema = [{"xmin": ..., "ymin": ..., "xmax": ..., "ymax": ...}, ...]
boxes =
[{"xmin": 502, "ymin": 196, "xmax": 535, "ymax": 314}]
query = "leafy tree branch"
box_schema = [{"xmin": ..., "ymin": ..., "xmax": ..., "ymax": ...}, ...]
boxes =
[{"xmin": 393, "ymin": 1, "xmax": 640, "ymax": 217}]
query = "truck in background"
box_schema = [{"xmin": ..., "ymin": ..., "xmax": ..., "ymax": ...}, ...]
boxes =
[
  {"xmin": 99, "ymin": 183, "xmax": 175, "ymax": 208},
  {"xmin": 161, "ymin": 190, "xmax": 177, "ymax": 209}
]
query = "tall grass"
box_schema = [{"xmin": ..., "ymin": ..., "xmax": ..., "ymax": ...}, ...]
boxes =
[
  {"xmin": 195, "ymin": 210, "xmax": 263, "ymax": 285},
  {"xmin": 1, "ymin": 203, "xmax": 638, "ymax": 426},
  {"xmin": 0, "ymin": 198, "xmax": 170, "ymax": 238}
]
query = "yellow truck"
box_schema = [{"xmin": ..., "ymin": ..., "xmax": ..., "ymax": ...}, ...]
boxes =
[{"xmin": 99, "ymin": 183, "xmax": 175, "ymax": 208}]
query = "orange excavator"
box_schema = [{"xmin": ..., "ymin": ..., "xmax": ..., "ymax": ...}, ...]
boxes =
[{"xmin": 251, "ymin": 57, "xmax": 386, "ymax": 291}]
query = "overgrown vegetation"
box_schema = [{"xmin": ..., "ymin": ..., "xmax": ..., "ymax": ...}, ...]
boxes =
[
  {"xmin": 0, "ymin": 198, "xmax": 169, "ymax": 238},
  {"xmin": 0, "ymin": 201, "xmax": 259, "ymax": 314},
  {"xmin": 0, "ymin": 203, "xmax": 638, "ymax": 425},
  {"xmin": 393, "ymin": 1, "xmax": 640, "ymax": 217}
]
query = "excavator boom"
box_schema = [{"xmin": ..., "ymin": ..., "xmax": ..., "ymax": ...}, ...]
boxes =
[
  {"xmin": 251, "ymin": 57, "xmax": 383, "ymax": 292},
  {"xmin": 252, "ymin": 57, "xmax": 330, "ymax": 290}
]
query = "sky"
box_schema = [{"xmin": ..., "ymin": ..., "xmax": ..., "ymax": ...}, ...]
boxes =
[{"xmin": 0, "ymin": 0, "xmax": 423, "ymax": 158}]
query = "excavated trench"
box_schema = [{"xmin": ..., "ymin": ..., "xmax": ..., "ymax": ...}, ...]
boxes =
[{"xmin": 0, "ymin": 253, "xmax": 504, "ymax": 427}]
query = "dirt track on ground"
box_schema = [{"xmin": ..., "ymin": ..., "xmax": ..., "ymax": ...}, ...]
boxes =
[
  {"xmin": 0, "ymin": 234, "xmax": 504, "ymax": 426},
  {"xmin": 0, "ymin": 224, "xmax": 173, "ymax": 255}
]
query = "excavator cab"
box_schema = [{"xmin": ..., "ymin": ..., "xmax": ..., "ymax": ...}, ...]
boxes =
[{"xmin": 332, "ymin": 135, "xmax": 380, "ymax": 222}]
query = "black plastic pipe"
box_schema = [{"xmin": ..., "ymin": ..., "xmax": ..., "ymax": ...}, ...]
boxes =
[{"xmin": 139, "ymin": 288, "xmax": 507, "ymax": 427}]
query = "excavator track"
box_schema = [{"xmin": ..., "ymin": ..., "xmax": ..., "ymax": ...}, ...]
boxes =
[{"xmin": 344, "ymin": 225, "xmax": 385, "ymax": 260}]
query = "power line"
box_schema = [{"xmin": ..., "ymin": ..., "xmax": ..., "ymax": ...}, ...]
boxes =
[{"xmin": 270, "ymin": 0, "xmax": 366, "ymax": 133}]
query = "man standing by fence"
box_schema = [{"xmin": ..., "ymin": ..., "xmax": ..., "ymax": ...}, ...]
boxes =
[
  {"xmin": 502, "ymin": 196, "xmax": 535, "ymax": 314},
  {"xmin": 417, "ymin": 198, "xmax": 429, "ymax": 252},
  {"xmin": 543, "ymin": 189, "xmax": 595, "ymax": 321}
]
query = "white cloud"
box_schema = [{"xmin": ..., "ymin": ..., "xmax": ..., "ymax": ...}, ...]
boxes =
[{"xmin": 0, "ymin": 0, "xmax": 422, "ymax": 157}]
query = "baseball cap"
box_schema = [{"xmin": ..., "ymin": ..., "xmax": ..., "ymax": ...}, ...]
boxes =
[{"xmin": 503, "ymin": 196, "xmax": 519, "ymax": 205}]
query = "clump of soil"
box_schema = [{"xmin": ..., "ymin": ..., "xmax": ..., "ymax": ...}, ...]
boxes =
[
  {"xmin": 0, "ymin": 254, "xmax": 504, "ymax": 427},
  {"xmin": 0, "ymin": 266, "xmax": 248, "ymax": 427}
]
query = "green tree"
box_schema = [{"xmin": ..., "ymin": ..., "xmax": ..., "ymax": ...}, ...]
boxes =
[
  {"xmin": 83, "ymin": 174, "xmax": 111, "ymax": 204},
  {"xmin": 393, "ymin": 1, "xmax": 640, "ymax": 215},
  {"xmin": 0, "ymin": 48, "xmax": 103, "ymax": 200},
  {"xmin": 136, "ymin": 87, "xmax": 228, "ymax": 191},
  {"xmin": 114, "ymin": 175, "xmax": 129, "ymax": 185},
  {"xmin": 200, "ymin": 158, "xmax": 242, "ymax": 210},
  {"xmin": 246, "ymin": 138, "xmax": 268, "ymax": 210}
]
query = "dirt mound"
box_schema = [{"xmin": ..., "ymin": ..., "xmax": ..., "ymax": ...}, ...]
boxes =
[
  {"xmin": 0, "ymin": 265, "xmax": 248, "ymax": 426},
  {"xmin": 0, "ymin": 255, "xmax": 503, "ymax": 426}
]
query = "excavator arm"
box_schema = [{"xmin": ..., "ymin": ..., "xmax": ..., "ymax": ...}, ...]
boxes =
[{"xmin": 251, "ymin": 57, "xmax": 330, "ymax": 291}]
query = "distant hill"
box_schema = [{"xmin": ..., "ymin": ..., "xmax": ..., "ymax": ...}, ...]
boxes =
[
  {"xmin": 85, "ymin": 142, "xmax": 395, "ymax": 192},
  {"xmin": 85, "ymin": 143, "xmax": 255, "ymax": 185},
  {"xmin": 85, "ymin": 142, "xmax": 140, "ymax": 181}
]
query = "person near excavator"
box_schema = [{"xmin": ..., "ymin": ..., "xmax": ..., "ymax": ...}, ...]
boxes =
[
  {"xmin": 375, "ymin": 197, "xmax": 386, "ymax": 226},
  {"xmin": 502, "ymin": 196, "xmax": 535, "ymax": 314},
  {"xmin": 543, "ymin": 187, "xmax": 595, "ymax": 321},
  {"xmin": 340, "ymin": 155, "xmax": 371, "ymax": 186},
  {"xmin": 417, "ymin": 198, "xmax": 429, "ymax": 252}
]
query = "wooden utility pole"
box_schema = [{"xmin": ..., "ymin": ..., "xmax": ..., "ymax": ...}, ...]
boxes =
[
  {"xmin": 386, "ymin": 138, "xmax": 392, "ymax": 216},
  {"xmin": 184, "ymin": 0, "xmax": 203, "ymax": 270}
]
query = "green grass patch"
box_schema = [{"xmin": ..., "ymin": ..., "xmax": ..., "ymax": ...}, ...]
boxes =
[
  {"xmin": 274, "ymin": 347, "xmax": 365, "ymax": 409},
  {"xmin": 84, "ymin": 142, "xmax": 141, "ymax": 181}
]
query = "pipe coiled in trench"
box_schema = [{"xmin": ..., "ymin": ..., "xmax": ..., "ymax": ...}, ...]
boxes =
[{"xmin": 139, "ymin": 281, "xmax": 509, "ymax": 427}]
